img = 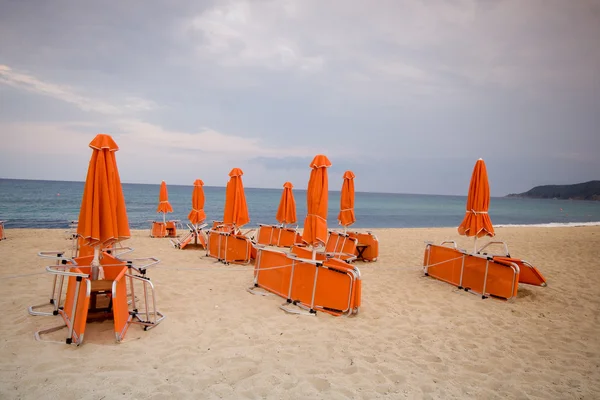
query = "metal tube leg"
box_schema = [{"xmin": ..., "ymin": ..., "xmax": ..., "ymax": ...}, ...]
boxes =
[
  {"xmin": 67, "ymin": 277, "xmax": 82, "ymax": 343},
  {"xmin": 481, "ymin": 260, "xmax": 489, "ymax": 299},
  {"xmin": 309, "ymin": 266, "xmax": 319, "ymax": 313},
  {"xmin": 143, "ymin": 279, "xmax": 150, "ymax": 322},
  {"xmin": 458, "ymin": 255, "xmax": 466, "ymax": 289}
]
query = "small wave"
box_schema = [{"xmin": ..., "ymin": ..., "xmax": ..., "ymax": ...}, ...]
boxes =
[{"xmin": 495, "ymin": 221, "xmax": 600, "ymax": 228}]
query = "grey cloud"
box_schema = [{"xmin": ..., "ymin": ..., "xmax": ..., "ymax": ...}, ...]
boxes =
[{"xmin": 1, "ymin": 0, "xmax": 599, "ymax": 196}]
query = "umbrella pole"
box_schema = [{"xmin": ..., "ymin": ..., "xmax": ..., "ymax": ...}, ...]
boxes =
[
  {"xmin": 91, "ymin": 246, "xmax": 102, "ymax": 280},
  {"xmin": 473, "ymin": 237, "xmax": 477, "ymax": 254},
  {"xmin": 163, "ymin": 212, "xmax": 166, "ymax": 225}
]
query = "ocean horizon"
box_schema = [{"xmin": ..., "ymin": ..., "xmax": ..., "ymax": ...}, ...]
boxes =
[{"xmin": 1, "ymin": 178, "xmax": 599, "ymax": 230}]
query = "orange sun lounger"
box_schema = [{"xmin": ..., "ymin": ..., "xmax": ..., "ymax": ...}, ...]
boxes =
[
  {"xmin": 150, "ymin": 221, "xmax": 179, "ymax": 238},
  {"xmin": 476, "ymin": 241, "xmax": 547, "ymax": 287},
  {"xmin": 34, "ymin": 251, "xmax": 164, "ymax": 345},
  {"xmin": 324, "ymin": 230, "xmax": 358, "ymax": 262},
  {"xmin": 171, "ymin": 224, "xmax": 208, "ymax": 250},
  {"xmin": 255, "ymin": 224, "xmax": 303, "ymax": 247},
  {"xmin": 251, "ymin": 246, "xmax": 361, "ymax": 316},
  {"xmin": 206, "ymin": 223, "xmax": 252, "ymax": 264},
  {"xmin": 0, "ymin": 221, "xmax": 5, "ymax": 241},
  {"xmin": 423, "ymin": 241, "xmax": 545, "ymax": 300},
  {"xmin": 347, "ymin": 231, "xmax": 379, "ymax": 262}
]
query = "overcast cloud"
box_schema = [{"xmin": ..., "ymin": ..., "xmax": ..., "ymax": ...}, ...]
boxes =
[{"xmin": 1, "ymin": 0, "xmax": 599, "ymax": 195}]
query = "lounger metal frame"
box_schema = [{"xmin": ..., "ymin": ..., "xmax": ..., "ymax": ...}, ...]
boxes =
[
  {"xmin": 33, "ymin": 254, "xmax": 165, "ymax": 345},
  {"xmin": 251, "ymin": 245, "xmax": 361, "ymax": 316},
  {"xmin": 424, "ymin": 242, "xmax": 520, "ymax": 300}
]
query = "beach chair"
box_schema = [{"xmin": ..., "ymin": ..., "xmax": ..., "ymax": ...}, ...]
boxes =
[
  {"xmin": 255, "ymin": 224, "xmax": 302, "ymax": 248},
  {"xmin": 347, "ymin": 231, "xmax": 379, "ymax": 262},
  {"xmin": 34, "ymin": 251, "xmax": 164, "ymax": 345},
  {"xmin": 206, "ymin": 222, "xmax": 253, "ymax": 264},
  {"xmin": 324, "ymin": 230, "xmax": 358, "ymax": 262},
  {"xmin": 0, "ymin": 220, "xmax": 5, "ymax": 241},
  {"xmin": 150, "ymin": 220, "xmax": 180, "ymax": 238},
  {"xmin": 171, "ymin": 223, "xmax": 208, "ymax": 250},
  {"xmin": 477, "ymin": 241, "xmax": 547, "ymax": 287},
  {"xmin": 423, "ymin": 241, "xmax": 526, "ymax": 300},
  {"xmin": 29, "ymin": 243, "xmax": 134, "ymax": 317},
  {"xmin": 250, "ymin": 246, "xmax": 361, "ymax": 316}
]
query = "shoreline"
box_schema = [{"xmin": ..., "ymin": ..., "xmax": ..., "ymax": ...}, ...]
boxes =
[{"xmin": 3, "ymin": 220, "xmax": 600, "ymax": 231}]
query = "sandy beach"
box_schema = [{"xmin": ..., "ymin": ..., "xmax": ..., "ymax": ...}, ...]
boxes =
[{"xmin": 1, "ymin": 226, "xmax": 599, "ymax": 399}]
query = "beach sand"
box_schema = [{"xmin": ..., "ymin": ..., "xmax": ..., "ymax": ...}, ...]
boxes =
[{"xmin": 1, "ymin": 226, "xmax": 599, "ymax": 399}]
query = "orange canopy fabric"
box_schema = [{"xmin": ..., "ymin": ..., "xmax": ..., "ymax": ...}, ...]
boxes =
[
  {"xmin": 302, "ymin": 155, "xmax": 331, "ymax": 247},
  {"xmin": 458, "ymin": 158, "xmax": 495, "ymax": 238},
  {"xmin": 188, "ymin": 179, "xmax": 207, "ymax": 225},
  {"xmin": 223, "ymin": 168, "xmax": 250, "ymax": 227},
  {"xmin": 156, "ymin": 181, "xmax": 173, "ymax": 214},
  {"xmin": 276, "ymin": 182, "xmax": 297, "ymax": 225},
  {"xmin": 77, "ymin": 134, "xmax": 130, "ymax": 248},
  {"xmin": 338, "ymin": 170, "xmax": 356, "ymax": 227}
]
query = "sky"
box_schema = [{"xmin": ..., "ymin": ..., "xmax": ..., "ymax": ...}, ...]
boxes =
[{"xmin": 1, "ymin": 0, "xmax": 599, "ymax": 196}]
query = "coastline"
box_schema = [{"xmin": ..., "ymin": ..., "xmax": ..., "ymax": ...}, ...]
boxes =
[{"xmin": 1, "ymin": 226, "xmax": 599, "ymax": 399}]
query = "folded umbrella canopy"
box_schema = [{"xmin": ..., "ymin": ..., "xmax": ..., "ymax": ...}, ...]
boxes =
[
  {"xmin": 77, "ymin": 134, "xmax": 130, "ymax": 279},
  {"xmin": 188, "ymin": 179, "xmax": 207, "ymax": 226},
  {"xmin": 302, "ymin": 155, "xmax": 331, "ymax": 250},
  {"xmin": 156, "ymin": 180, "xmax": 173, "ymax": 224},
  {"xmin": 276, "ymin": 182, "xmax": 297, "ymax": 226},
  {"xmin": 458, "ymin": 158, "xmax": 495, "ymax": 252},
  {"xmin": 338, "ymin": 170, "xmax": 356, "ymax": 229},
  {"xmin": 223, "ymin": 168, "xmax": 250, "ymax": 228}
]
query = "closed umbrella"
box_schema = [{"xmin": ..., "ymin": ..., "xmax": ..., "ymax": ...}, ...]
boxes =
[
  {"xmin": 223, "ymin": 168, "xmax": 250, "ymax": 228},
  {"xmin": 302, "ymin": 155, "xmax": 331, "ymax": 256},
  {"xmin": 457, "ymin": 158, "xmax": 495, "ymax": 252},
  {"xmin": 276, "ymin": 182, "xmax": 297, "ymax": 226},
  {"xmin": 338, "ymin": 170, "xmax": 356, "ymax": 230},
  {"xmin": 77, "ymin": 134, "xmax": 130, "ymax": 279},
  {"xmin": 156, "ymin": 180, "xmax": 173, "ymax": 224},
  {"xmin": 188, "ymin": 179, "xmax": 207, "ymax": 226}
]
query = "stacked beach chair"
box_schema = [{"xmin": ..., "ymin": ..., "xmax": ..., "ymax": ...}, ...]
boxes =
[
  {"xmin": 423, "ymin": 159, "xmax": 546, "ymax": 300},
  {"xmin": 29, "ymin": 134, "xmax": 165, "ymax": 346},
  {"xmin": 250, "ymin": 156, "xmax": 362, "ymax": 316},
  {"xmin": 206, "ymin": 168, "xmax": 254, "ymax": 264}
]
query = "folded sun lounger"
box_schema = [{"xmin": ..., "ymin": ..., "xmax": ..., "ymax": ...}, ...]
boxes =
[
  {"xmin": 423, "ymin": 240, "xmax": 546, "ymax": 300},
  {"xmin": 251, "ymin": 246, "xmax": 361, "ymax": 316}
]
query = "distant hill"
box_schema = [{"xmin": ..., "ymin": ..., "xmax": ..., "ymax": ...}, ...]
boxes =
[{"xmin": 506, "ymin": 180, "xmax": 600, "ymax": 201}]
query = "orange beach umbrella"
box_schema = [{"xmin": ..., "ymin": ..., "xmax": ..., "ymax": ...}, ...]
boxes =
[
  {"xmin": 302, "ymin": 155, "xmax": 331, "ymax": 248},
  {"xmin": 458, "ymin": 158, "xmax": 495, "ymax": 251},
  {"xmin": 223, "ymin": 168, "xmax": 250, "ymax": 228},
  {"xmin": 77, "ymin": 134, "xmax": 130, "ymax": 248},
  {"xmin": 77, "ymin": 134, "xmax": 130, "ymax": 279},
  {"xmin": 188, "ymin": 179, "xmax": 207, "ymax": 225},
  {"xmin": 338, "ymin": 170, "xmax": 356, "ymax": 228},
  {"xmin": 157, "ymin": 181, "xmax": 173, "ymax": 214},
  {"xmin": 276, "ymin": 182, "xmax": 297, "ymax": 225}
]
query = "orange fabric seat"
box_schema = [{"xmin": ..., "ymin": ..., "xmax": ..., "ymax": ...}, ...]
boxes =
[
  {"xmin": 60, "ymin": 252, "xmax": 131, "ymax": 345},
  {"xmin": 324, "ymin": 230, "xmax": 358, "ymax": 262},
  {"xmin": 207, "ymin": 228, "xmax": 252, "ymax": 264},
  {"xmin": 423, "ymin": 243, "xmax": 520, "ymax": 300},
  {"xmin": 493, "ymin": 256, "xmax": 547, "ymax": 287},
  {"xmin": 255, "ymin": 224, "xmax": 302, "ymax": 247},
  {"xmin": 252, "ymin": 247, "xmax": 361, "ymax": 316},
  {"xmin": 348, "ymin": 231, "xmax": 379, "ymax": 261},
  {"xmin": 151, "ymin": 221, "xmax": 167, "ymax": 238}
]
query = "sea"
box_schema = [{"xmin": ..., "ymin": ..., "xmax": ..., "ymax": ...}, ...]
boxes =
[{"xmin": 1, "ymin": 178, "xmax": 599, "ymax": 230}]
